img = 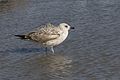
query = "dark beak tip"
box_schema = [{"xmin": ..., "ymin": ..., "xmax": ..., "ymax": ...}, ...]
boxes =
[{"xmin": 71, "ymin": 27, "xmax": 75, "ymax": 29}]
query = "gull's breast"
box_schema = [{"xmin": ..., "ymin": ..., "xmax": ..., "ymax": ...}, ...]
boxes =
[{"xmin": 45, "ymin": 31, "xmax": 68, "ymax": 46}]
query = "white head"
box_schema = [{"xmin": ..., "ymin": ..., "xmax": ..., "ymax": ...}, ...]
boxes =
[{"xmin": 59, "ymin": 23, "xmax": 74, "ymax": 31}]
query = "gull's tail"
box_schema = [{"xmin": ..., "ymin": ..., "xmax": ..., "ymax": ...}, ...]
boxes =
[{"xmin": 15, "ymin": 35, "xmax": 27, "ymax": 39}]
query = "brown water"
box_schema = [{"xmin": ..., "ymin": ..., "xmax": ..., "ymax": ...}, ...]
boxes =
[{"xmin": 0, "ymin": 0, "xmax": 120, "ymax": 80}]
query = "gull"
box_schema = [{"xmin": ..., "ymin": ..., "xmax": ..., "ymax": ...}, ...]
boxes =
[{"xmin": 15, "ymin": 23, "xmax": 74, "ymax": 54}]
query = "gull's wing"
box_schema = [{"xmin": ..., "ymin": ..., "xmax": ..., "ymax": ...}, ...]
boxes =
[{"xmin": 25, "ymin": 24, "xmax": 62, "ymax": 43}]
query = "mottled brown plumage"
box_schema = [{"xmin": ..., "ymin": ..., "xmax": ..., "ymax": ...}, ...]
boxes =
[
  {"xmin": 15, "ymin": 23, "xmax": 74, "ymax": 53},
  {"xmin": 25, "ymin": 23, "xmax": 62, "ymax": 43}
]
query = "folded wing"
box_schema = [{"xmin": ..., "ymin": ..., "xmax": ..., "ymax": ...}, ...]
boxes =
[{"xmin": 26, "ymin": 25, "xmax": 62, "ymax": 43}]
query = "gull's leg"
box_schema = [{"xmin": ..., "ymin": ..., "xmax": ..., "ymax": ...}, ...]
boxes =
[
  {"xmin": 51, "ymin": 46, "xmax": 54, "ymax": 54},
  {"xmin": 45, "ymin": 47, "xmax": 47, "ymax": 54}
]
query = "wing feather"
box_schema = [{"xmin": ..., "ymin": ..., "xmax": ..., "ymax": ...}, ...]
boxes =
[{"xmin": 26, "ymin": 23, "xmax": 62, "ymax": 43}]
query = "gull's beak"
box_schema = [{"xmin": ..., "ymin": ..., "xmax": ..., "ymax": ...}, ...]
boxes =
[{"xmin": 70, "ymin": 27, "xmax": 75, "ymax": 29}]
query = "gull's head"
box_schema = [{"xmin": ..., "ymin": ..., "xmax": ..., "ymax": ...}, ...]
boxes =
[{"xmin": 59, "ymin": 23, "xmax": 74, "ymax": 31}]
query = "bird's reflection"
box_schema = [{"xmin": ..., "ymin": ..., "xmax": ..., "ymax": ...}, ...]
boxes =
[{"xmin": 23, "ymin": 53, "xmax": 72, "ymax": 79}]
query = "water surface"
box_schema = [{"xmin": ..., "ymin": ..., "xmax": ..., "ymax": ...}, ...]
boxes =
[{"xmin": 0, "ymin": 0, "xmax": 120, "ymax": 80}]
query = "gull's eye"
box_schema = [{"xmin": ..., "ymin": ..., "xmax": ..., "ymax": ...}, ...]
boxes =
[{"xmin": 65, "ymin": 25, "xmax": 68, "ymax": 28}]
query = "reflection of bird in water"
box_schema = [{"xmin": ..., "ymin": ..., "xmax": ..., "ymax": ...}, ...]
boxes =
[
  {"xmin": 25, "ymin": 54, "xmax": 72, "ymax": 78},
  {"xmin": 15, "ymin": 23, "xmax": 74, "ymax": 54},
  {"xmin": 43, "ymin": 54, "xmax": 72, "ymax": 72}
]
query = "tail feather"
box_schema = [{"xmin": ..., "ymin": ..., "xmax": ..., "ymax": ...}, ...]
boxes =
[{"xmin": 15, "ymin": 35, "xmax": 27, "ymax": 39}]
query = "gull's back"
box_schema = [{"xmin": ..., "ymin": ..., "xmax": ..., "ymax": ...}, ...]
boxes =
[{"xmin": 24, "ymin": 23, "xmax": 63, "ymax": 44}]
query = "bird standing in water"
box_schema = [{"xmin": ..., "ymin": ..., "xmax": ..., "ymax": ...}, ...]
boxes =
[{"xmin": 15, "ymin": 23, "xmax": 74, "ymax": 54}]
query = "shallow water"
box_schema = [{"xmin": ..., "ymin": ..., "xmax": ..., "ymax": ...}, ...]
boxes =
[{"xmin": 0, "ymin": 0, "xmax": 120, "ymax": 80}]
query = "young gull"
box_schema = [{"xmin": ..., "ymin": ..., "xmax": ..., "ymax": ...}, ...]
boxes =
[{"xmin": 15, "ymin": 23, "xmax": 74, "ymax": 54}]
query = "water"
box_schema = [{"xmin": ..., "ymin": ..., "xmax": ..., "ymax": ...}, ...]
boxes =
[{"xmin": 0, "ymin": 0, "xmax": 120, "ymax": 80}]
